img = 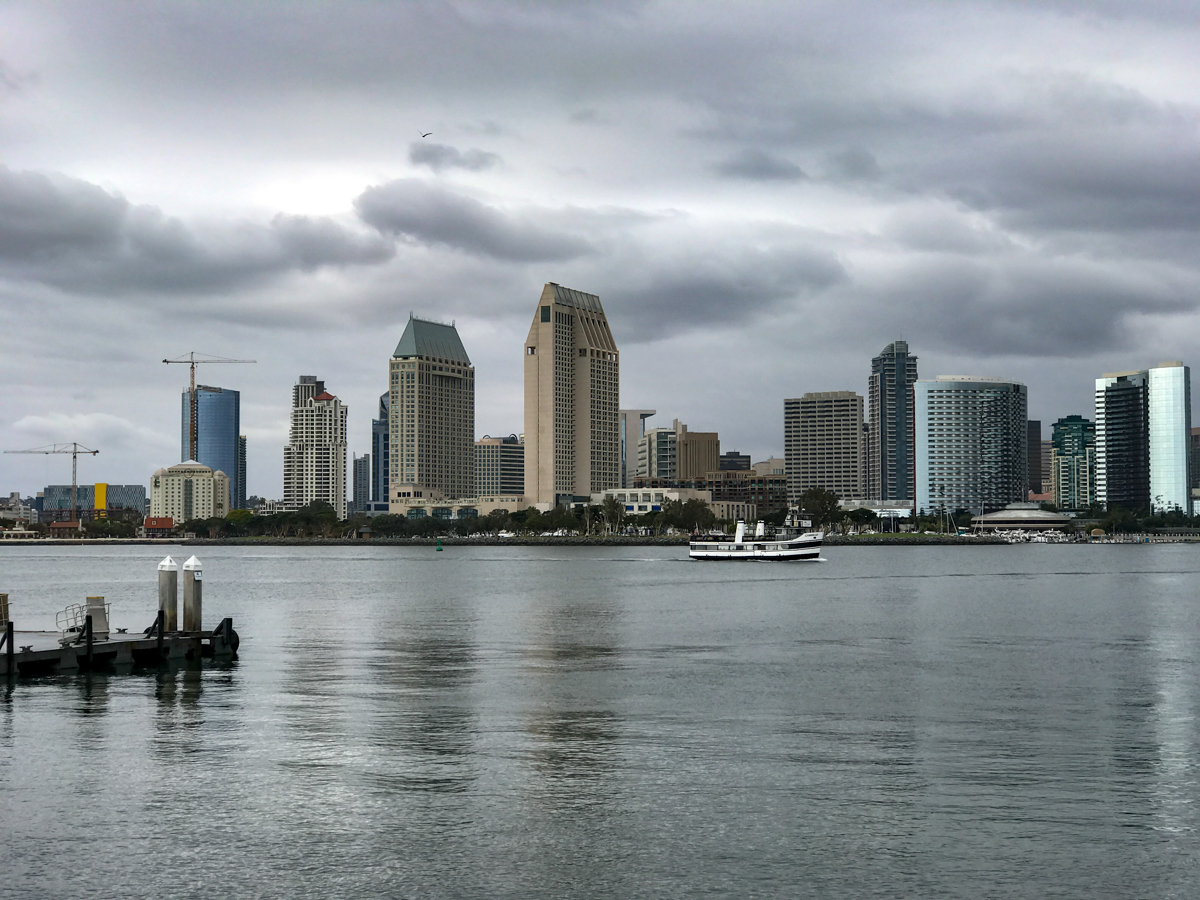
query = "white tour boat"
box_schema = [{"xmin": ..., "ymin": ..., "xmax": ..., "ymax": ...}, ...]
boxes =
[{"xmin": 689, "ymin": 520, "xmax": 824, "ymax": 561}]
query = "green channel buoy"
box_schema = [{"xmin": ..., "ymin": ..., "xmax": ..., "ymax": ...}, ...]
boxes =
[{"xmin": 436, "ymin": 537, "xmax": 443, "ymax": 551}]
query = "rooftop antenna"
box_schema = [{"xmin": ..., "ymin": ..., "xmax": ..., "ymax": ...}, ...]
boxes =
[
  {"xmin": 163, "ymin": 352, "xmax": 256, "ymax": 462},
  {"xmin": 4, "ymin": 443, "xmax": 98, "ymax": 522}
]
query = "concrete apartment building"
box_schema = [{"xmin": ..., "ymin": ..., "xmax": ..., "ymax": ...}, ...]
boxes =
[
  {"xmin": 784, "ymin": 391, "xmax": 866, "ymax": 506},
  {"xmin": 389, "ymin": 315, "xmax": 476, "ymax": 504},
  {"xmin": 867, "ymin": 340, "xmax": 918, "ymax": 502},
  {"xmin": 283, "ymin": 375, "xmax": 348, "ymax": 519},
  {"xmin": 914, "ymin": 376, "xmax": 1027, "ymax": 515},
  {"xmin": 524, "ymin": 283, "xmax": 619, "ymax": 507},
  {"xmin": 475, "ymin": 435, "xmax": 524, "ymax": 496},
  {"xmin": 150, "ymin": 461, "xmax": 230, "ymax": 522}
]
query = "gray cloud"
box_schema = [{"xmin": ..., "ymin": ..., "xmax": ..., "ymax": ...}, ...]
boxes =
[
  {"xmin": 715, "ymin": 148, "xmax": 806, "ymax": 182},
  {"xmin": 354, "ymin": 179, "xmax": 592, "ymax": 262},
  {"xmin": 409, "ymin": 141, "xmax": 501, "ymax": 172},
  {"xmin": 827, "ymin": 147, "xmax": 881, "ymax": 181},
  {"xmin": 0, "ymin": 166, "xmax": 393, "ymax": 294}
]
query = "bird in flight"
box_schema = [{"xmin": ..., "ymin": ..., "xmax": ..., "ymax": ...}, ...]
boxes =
[{"xmin": 420, "ymin": 131, "xmax": 433, "ymax": 138}]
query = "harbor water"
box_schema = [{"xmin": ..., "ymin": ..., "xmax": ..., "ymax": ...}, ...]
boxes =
[{"xmin": 1, "ymin": 543, "xmax": 1198, "ymax": 898}]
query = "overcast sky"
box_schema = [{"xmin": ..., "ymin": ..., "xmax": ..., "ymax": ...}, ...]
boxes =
[{"xmin": 3, "ymin": 1, "xmax": 1200, "ymax": 498}]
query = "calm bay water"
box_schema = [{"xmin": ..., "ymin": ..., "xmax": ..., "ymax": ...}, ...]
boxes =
[{"xmin": 1, "ymin": 543, "xmax": 1198, "ymax": 899}]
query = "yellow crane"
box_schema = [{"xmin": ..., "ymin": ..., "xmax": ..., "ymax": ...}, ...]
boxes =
[
  {"xmin": 163, "ymin": 352, "xmax": 257, "ymax": 462},
  {"xmin": 3, "ymin": 443, "xmax": 99, "ymax": 523}
]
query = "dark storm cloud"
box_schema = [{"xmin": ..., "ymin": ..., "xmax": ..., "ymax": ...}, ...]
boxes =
[
  {"xmin": 354, "ymin": 179, "xmax": 592, "ymax": 262},
  {"xmin": 409, "ymin": 142, "xmax": 501, "ymax": 173},
  {"xmin": 715, "ymin": 149, "xmax": 806, "ymax": 182},
  {"xmin": 0, "ymin": 166, "xmax": 393, "ymax": 294},
  {"xmin": 826, "ymin": 147, "xmax": 881, "ymax": 182}
]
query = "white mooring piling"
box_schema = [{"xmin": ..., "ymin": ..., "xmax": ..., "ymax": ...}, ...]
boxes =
[
  {"xmin": 182, "ymin": 556, "xmax": 202, "ymax": 632},
  {"xmin": 157, "ymin": 556, "xmax": 178, "ymax": 632}
]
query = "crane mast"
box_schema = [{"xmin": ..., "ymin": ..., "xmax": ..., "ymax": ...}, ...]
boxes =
[{"xmin": 3, "ymin": 443, "xmax": 99, "ymax": 523}]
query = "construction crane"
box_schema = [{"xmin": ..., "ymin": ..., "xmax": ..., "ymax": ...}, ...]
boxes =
[
  {"xmin": 3, "ymin": 443, "xmax": 99, "ymax": 523},
  {"xmin": 163, "ymin": 352, "xmax": 256, "ymax": 463}
]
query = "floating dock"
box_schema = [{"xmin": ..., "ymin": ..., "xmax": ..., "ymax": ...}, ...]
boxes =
[{"xmin": 1, "ymin": 554, "xmax": 240, "ymax": 678}]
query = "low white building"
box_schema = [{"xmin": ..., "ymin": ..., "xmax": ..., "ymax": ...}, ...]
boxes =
[
  {"xmin": 150, "ymin": 461, "xmax": 230, "ymax": 523},
  {"xmin": 590, "ymin": 487, "xmax": 712, "ymax": 515}
]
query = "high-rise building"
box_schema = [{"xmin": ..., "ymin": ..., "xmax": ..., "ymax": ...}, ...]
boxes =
[
  {"xmin": 42, "ymin": 484, "xmax": 146, "ymax": 518},
  {"xmin": 719, "ymin": 451, "xmax": 752, "ymax": 471},
  {"xmin": 618, "ymin": 409, "xmax": 655, "ymax": 488},
  {"xmin": 150, "ymin": 462, "xmax": 230, "ymax": 522},
  {"xmin": 1050, "ymin": 415, "xmax": 1095, "ymax": 511},
  {"xmin": 1041, "ymin": 440, "xmax": 1053, "ymax": 495},
  {"xmin": 785, "ymin": 391, "xmax": 866, "ymax": 505},
  {"xmin": 914, "ymin": 376, "xmax": 1027, "ymax": 515},
  {"xmin": 524, "ymin": 283, "xmax": 619, "ymax": 506},
  {"xmin": 237, "ymin": 435, "xmax": 247, "ymax": 510},
  {"xmin": 1095, "ymin": 362, "xmax": 1191, "ymax": 513},
  {"xmin": 282, "ymin": 375, "xmax": 348, "ymax": 519},
  {"xmin": 637, "ymin": 426, "xmax": 677, "ymax": 481},
  {"xmin": 1190, "ymin": 427, "xmax": 1200, "ymax": 491},
  {"xmin": 371, "ymin": 392, "xmax": 389, "ymax": 503},
  {"xmin": 675, "ymin": 420, "xmax": 720, "ymax": 481},
  {"xmin": 182, "ymin": 384, "xmax": 244, "ymax": 508},
  {"xmin": 475, "ymin": 435, "xmax": 525, "ymax": 496},
  {"xmin": 389, "ymin": 315, "xmax": 475, "ymax": 501},
  {"xmin": 351, "ymin": 453, "xmax": 370, "ymax": 514},
  {"xmin": 867, "ymin": 341, "xmax": 919, "ymax": 501},
  {"xmin": 1026, "ymin": 420, "xmax": 1042, "ymax": 495}
]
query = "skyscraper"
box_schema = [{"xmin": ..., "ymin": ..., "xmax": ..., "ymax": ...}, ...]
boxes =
[
  {"xmin": 524, "ymin": 283, "xmax": 619, "ymax": 506},
  {"xmin": 371, "ymin": 392, "xmax": 389, "ymax": 503},
  {"xmin": 1026, "ymin": 420, "xmax": 1042, "ymax": 495},
  {"xmin": 1050, "ymin": 415, "xmax": 1095, "ymax": 511},
  {"xmin": 915, "ymin": 376, "xmax": 1027, "ymax": 515},
  {"xmin": 237, "ymin": 435, "xmax": 247, "ymax": 510},
  {"xmin": 352, "ymin": 453, "xmax": 370, "ymax": 514},
  {"xmin": 282, "ymin": 376, "xmax": 348, "ymax": 519},
  {"xmin": 1095, "ymin": 362, "xmax": 1191, "ymax": 513},
  {"xmin": 785, "ymin": 391, "xmax": 866, "ymax": 505},
  {"xmin": 618, "ymin": 409, "xmax": 655, "ymax": 487},
  {"xmin": 389, "ymin": 315, "xmax": 475, "ymax": 501},
  {"xmin": 867, "ymin": 341, "xmax": 918, "ymax": 501},
  {"xmin": 182, "ymin": 384, "xmax": 243, "ymax": 508}
]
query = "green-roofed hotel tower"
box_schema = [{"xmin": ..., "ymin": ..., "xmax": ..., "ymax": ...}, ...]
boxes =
[{"xmin": 389, "ymin": 314, "xmax": 475, "ymax": 501}]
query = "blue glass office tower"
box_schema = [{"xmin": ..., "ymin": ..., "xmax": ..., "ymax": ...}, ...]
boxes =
[
  {"xmin": 371, "ymin": 392, "xmax": 389, "ymax": 503},
  {"xmin": 183, "ymin": 385, "xmax": 244, "ymax": 509}
]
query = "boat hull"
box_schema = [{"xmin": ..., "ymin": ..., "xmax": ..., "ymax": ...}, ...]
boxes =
[{"xmin": 688, "ymin": 532, "xmax": 824, "ymax": 561}]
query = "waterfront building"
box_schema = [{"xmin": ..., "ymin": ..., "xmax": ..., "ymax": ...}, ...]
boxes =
[
  {"xmin": 636, "ymin": 420, "xmax": 719, "ymax": 483},
  {"xmin": 591, "ymin": 486, "xmax": 712, "ymax": 516},
  {"xmin": 915, "ymin": 376, "xmax": 1028, "ymax": 515},
  {"xmin": 352, "ymin": 453, "xmax": 370, "ymax": 514},
  {"xmin": 1147, "ymin": 362, "xmax": 1192, "ymax": 513},
  {"xmin": 182, "ymin": 385, "xmax": 245, "ymax": 508},
  {"xmin": 619, "ymin": 409, "xmax": 655, "ymax": 487},
  {"xmin": 387, "ymin": 488, "xmax": 527, "ymax": 520},
  {"xmin": 1191, "ymin": 427, "xmax": 1200, "ymax": 491},
  {"xmin": 867, "ymin": 340, "xmax": 918, "ymax": 501},
  {"xmin": 41, "ymin": 483, "xmax": 146, "ymax": 522},
  {"xmin": 371, "ymin": 393, "xmax": 389, "ymax": 503},
  {"xmin": 1095, "ymin": 362, "xmax": 1191, "ymax": 513},
  {"xmin": 1041, "ymin": 440, "xmax": 1053, "ymax": 495},
  {"xmin": 719, "ymin": 451, "xmax": 751, "ymax": 471},
  {"xmin": 150, "ymin": 461, "xmax": 230, "ymax": 522},
  {"xmin": 1050, "ymin": 415, "xmax": 1095, "ymax": 511},
  {"xmin": 389, "ymin": 315, "xmax": 475, "ymax": 504},
  {"xmin": 524, "ymin": 283, "xmax": 619, "ymax": 506},
  {"xmin": 784, "ymin": 391, "xmax": 865, "ymax": 506},
  {"xmin": 282, "ymin": 375, "xmax": 348, "ymax": 519},
  {"xmin": 475, "ymin": 435, "xmax": 524, "ymax": 496}
]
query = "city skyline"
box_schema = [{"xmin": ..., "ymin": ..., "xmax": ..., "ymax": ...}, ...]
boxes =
[{"xmin": 5, "ymin": 5, "xmax": 1200, "ymax": 496}]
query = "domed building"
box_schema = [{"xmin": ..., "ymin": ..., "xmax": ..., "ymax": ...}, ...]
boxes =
[{"xmin": 150, "ymin": 461, "xmax": 230, "ymax": 523}]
